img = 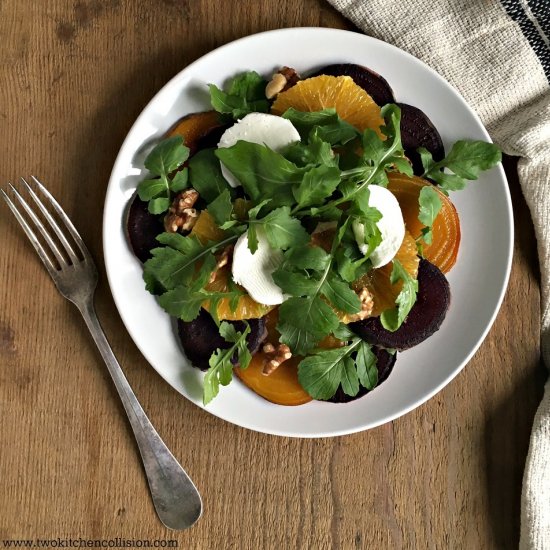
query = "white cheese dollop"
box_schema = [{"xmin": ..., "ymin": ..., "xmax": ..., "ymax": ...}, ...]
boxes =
[
  {"xmin": 352, "ymin": 184, "xmax": 405, "ymax": 268},
  {"xmin": 231, "ymin": 229, "xmax": 285, "ymax": 306},
  {"xmin": 217, "ymin": 112, "xmax": 301, "ymax": 188}
]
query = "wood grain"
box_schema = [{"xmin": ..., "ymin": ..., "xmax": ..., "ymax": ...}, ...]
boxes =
[{"xmin": 0, "ymin": 1, "xmax": 543, "ymax": 548}]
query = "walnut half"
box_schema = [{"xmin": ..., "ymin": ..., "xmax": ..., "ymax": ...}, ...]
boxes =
[
  {"xmin": 261, "ymin": 343, "xmax": 292, "ymax": 376},
  {"xmin": 164, "ymin": 188, "xmax": 200, "ymax": 233}
]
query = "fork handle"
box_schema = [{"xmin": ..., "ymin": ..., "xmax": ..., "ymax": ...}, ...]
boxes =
[{"xmin": 77, "ymin": 300, "xmax": 202, "ymax": 530}]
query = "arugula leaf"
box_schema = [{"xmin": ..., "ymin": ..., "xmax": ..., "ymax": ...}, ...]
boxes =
[
  {"xmin": 271, "ymin": 268, "xmax": 319, "ymax": 296},
  {"xmin": 356, "ymin": 342, "xmax": 378, "ymax": 390},
  {"xmin": 189, "ymin": 148, "xmax": 233, "ymax": 203},
  {"xmin": 284, "ymin": 245, "xmax": 331, "ymax": 271},
  {"xmin": 144, "ymin": 136, "xmax": 190, "ymax": 176},
  {"xmin": 137, "ymin": 178, "xmax": 167, "ymax": 201},
  {"xmin": 380, "ymin": 259, "xmax": 419, "ymax": 331},
  {"xmin": 203, "ymin": 321, "xmax": 251, "ymax": 405},
  {"xmin": 292, "ymin": 165, "xmax": 341, "ymax": 208},
  {"xmin": 136, "ymin": 137, "xmax": 190, "ymax": 213},
  {"xmin": 250, "ymin": 206, "xmax": 310, "ymax": 250},
  {"xmin": 278, "ymin": 296, "xmax": 340, "ymax": 355},
  {"xmin": 170, "ymin": 168, "xmax": 189, "ymax": 192},
  {"xmin": 281, "ymin": 108, "xmax": 359, "ymax": 145},
  {"xmin": 147, "ymin": 197, "xmax": 171, "ymax": 215},
  {"xmin": 297, "ymin": 104, "xmax": 411, "ymax": 218},
  {"xmin": 215, "ymin": 142, "xmax": 305, "ymax": 208},
  {"xmin": 207, "ymin": 189, "xmax": 233, "ymax": 226},
  {"xmin": 417, "ymin": 185, "xmax": 442, "ymax": 245},
  {"xmin": 284, "ymin": 134, "xmax": 337, "ymax": 168},
  {"xmin": 321, "ymin": 273, "xmax": 362, "ymax": 314},
  {"xmin": 143, "ymin": 233, "xmax": 237, "ymax": 291},
  {"xmin": 420, "ymin": 140, "xmax": 502, "ymax": 193},
  {"xmin": 157, "ymin": 286, "xmax": 204, "ymax": 321},
  {"xmin": 297, "ymin": 338, "xmax": 378, "ymax": 400},
  {"xmin": 208, "ymin": 71, "xmax": 269, "ymax": 120}
]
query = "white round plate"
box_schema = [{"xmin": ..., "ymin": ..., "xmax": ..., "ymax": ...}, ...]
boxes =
[{"xmin": 103, "ymin": 28, "xmax": 513, "ymax": 437}]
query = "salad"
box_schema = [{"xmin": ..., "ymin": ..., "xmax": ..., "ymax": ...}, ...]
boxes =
[{"xmin": 125, "ymin": 63, "xmax": 501, "ymax": 406}]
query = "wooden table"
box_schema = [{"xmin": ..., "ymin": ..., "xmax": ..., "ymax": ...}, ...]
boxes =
[{"xmin": 0, "ymin": 1, "xmax": 544, "ymax": 548}]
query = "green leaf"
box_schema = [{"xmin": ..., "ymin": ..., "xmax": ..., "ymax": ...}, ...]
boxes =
[
  {"xmin": 203, "ymin": 322, "xmax": 251, "ymax": 405},
  {"xmin": 356, "ymin": 342, "xmax": 378, "ymax": 390},
  {"xmin": 189, "ymin": 148, "xmax": 233, "ymax": 203},
  {"xmin": 170, "ymin": 169, "xmax": 189, "ymax": 192},
  {"xmin": 297, "ymin": 337, "xmax": 379, "ymax": 400},
  {"xmin": 144, "ymin": 136, "xmax": 189, "ymax": 176},
  {"xmin": 380, "ymin": 259, "xmax": 419, "ymax": 331},
  {"xmin": 332, "ymin": 323, "xmax": 356, "ymax": 341},
  {"xmin": 207, "ymin": 189, "xmax": 233, "ymax": 226},
  {"xmin": 247, "ymin": 225, "xmax": 258, "ymax": 254},
  {"xmin": 420, "ymin": 140, "xmax": 502, "ymax": 193},
  {"xmin": 157, "ymin": 286, "xmax": 204, "ymax": 321},
  {"xmin": 147, "ymin": 197, "xmax": 170, "ymax": 214},
  {"xmin": 284, "ymin": 134, "xmax": 338, "ymax": 168},
  {"xmin": 251, "ymin": 206, "xmax": 309, "ymax": 250},
  {"xmin": 227, "ymin": 71, "xmax": 267, "ymax": 100},
  {"xmin": 321, "ymin": 273, "xmax": 361, "ymax": 314},
  {"xmin": 417, "ymin": 185, "xmax": 442, "ymax": 246},
  {"xmin": 278, "ymin": 296, "xmax": 340, "ymax": 355},
  {"xmin": 282, "ymin": 108, "xmax": 359, "ymax": 145},
  {"xmin": 293, "ymin": 165, "xmax": 341, "ymax": 208},
  {"xmin": 208, "ymin": 71, "xmax": 269, "ymax": 119},
  {"xmin": 215, "ymin": 142, "xmax": 305, "ymax": 208},
  {"xmin": 137, "ymin": 178, "xmax": 167, "ymax": 201},
  {"xmin": 340, "ymin": 356, "xmax": 360, "ymax": 397},
  {"xmin": 284, "ymin": 245, "xmax": 331, "ymax": 271},
  {"xmin": 143, "ymin": 234, "xmax": 237, "ymax": 291},
  {"xmin": 271, "ymin": 267, "xmax": 319, "ymax": 296}
]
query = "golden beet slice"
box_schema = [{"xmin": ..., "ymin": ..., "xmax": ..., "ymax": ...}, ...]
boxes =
[
  {"xmin": 167, "ymin": 111, "xmax": 226, "ymax": 155},
  {"xmin": 388, "ymin": 173, "xmax": 460, "ymax": 274}
]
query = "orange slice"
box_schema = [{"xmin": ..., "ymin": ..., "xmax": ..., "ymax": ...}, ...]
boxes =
[
  {"xmin": 190, "ymin": 210, "xmax": 226, "ymax": 244},
  {"xmin": 271, "ymin": 75, "xmax": 383, "ymax": 135},
  {"xmin": 387, "ymin": 173, "xmax": 460, "ymax": 273},
  {"xmin": 203, "ymin": 266, "xmax": 273, "ymax": 320}
]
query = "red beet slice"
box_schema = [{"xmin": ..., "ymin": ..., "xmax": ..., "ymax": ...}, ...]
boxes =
[
  {"xmin": 350, "ymin": 259, "xmax": 450, "ymax": 350},
  {"xmin": 125, "ymin": 193, "xmax": 164, "ymax": 263},
  {"xmin": 327, "ymin": 347, "xmax": 397, "ymax": 404},
  {"xmin": 311, "ymin": 63, "xmax": 395, "ymax": 106},
  {"xmin": 398, "ymin": 103, "xmax": 445, "ymax": 176},
  {"xmin": 177, "ymin": 310, "xmax": 268, "ymax": 371}
]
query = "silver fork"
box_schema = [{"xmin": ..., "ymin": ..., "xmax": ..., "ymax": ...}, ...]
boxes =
[{"xmin": 1, "ymin": 176, "xmax": 202, "ymax": 530}]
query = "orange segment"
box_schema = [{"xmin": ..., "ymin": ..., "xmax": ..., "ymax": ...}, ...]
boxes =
[
  {"xmin": 388, "ymin": 173, "xmax": 461, "ymax": 273},
  {"xmin": 352, "ymin": 231, "xmax": 420, "ymax": 317},
  {"xmin": 271, "ymin": 75, "xmax": 383, "ymax": 135},
  {"xmin": 203, "ymin": 267, "xmax": 273, "ymax": 320},
  {"xmin": 190, "ymin": 210, "xmax": 226, "ymax": 244}
]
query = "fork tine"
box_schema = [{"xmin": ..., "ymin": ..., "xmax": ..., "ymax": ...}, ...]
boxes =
[
  {"xmin": 30, "ymin": 176, "xmax": 92, "ymax": 261},
  {"xmin": 20, "ymin": 177, "xmax": 80, "ymax": 264},
  {"xmin": 1, "ymin": 188, "xmax": 59, "ymax": 277},
  {"xmin": 8, "ymin": 183, "xmax": 69, "ymax": 268}
]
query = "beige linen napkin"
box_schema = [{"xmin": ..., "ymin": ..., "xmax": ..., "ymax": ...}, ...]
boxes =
[{"xmin": 326, "ymin": 0, "xmax": 550, "ymax": 547}]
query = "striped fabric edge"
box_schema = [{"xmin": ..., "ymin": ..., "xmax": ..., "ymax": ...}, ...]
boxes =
[{"xmin": 500, "ymin": 0, "xmax": 550, "ymax": 81}]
